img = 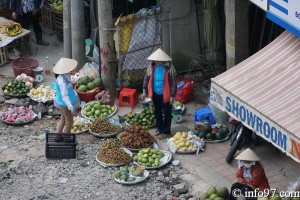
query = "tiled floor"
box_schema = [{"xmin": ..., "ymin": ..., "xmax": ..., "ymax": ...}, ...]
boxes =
[{"xmin": 198, "ymin": 139, "xmax": 299, "ymax": 192}]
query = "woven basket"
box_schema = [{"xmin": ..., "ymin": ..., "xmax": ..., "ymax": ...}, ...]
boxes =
[{"xmin": 11, "ymin": 58, "xmax": 39, "ymax": 77}]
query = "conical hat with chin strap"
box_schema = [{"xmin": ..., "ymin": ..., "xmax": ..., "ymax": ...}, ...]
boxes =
[
  {"xmin": 53, "ymin": 58, "xmax": 77, "ymax": 74},
  {"xmin": 235, "ymin": 148, "xmax": 261, "ymax": 161},
  {"xmin": 147, "ymin": 48, "xmax": 172, "ymax": 61}
]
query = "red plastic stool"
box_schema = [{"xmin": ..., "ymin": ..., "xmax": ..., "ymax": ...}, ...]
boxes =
[{"xmin": 118, "ymin": 88, "xmax": 138, "ymax": 108}]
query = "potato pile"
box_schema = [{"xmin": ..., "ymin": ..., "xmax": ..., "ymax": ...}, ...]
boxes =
[
  {"xmin": 97, "ymin": 138, "xmax": 132, "ymax": 164},
  {"xmin": 90, "ymin": 118, "xmax": 122, "ymax": 135},
  {"xmin": 119, "ymin": 125, "xmax": 155, "ymax": 149}
]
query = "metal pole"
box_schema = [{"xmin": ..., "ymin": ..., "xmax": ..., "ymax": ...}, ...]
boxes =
[
  {"xmin": 71, "ymin": 0, "xmax": 86, "ymax": 71},
  {"xmin": 63, "ymin": 0, "xmax": 71, "ymax": 58},
  {"xmin": 97, "ymin": 0, "xmax": 117, "ymax": 94}
]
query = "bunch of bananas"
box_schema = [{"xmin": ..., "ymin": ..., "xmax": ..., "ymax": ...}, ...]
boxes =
[{"xmin": 5, "ymin": 23, "xmax": 22, "ymax": 37}]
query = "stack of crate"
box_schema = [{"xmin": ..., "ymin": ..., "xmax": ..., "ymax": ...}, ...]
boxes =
[
  {"xmin": 0, "ymin": 46, "xmax": 8, "ymax": 66},
  {"xmin": 53, "ymin": 11, "xmax": 63, "ymax": 42},
  {"xmin": 41, "ymin": 0, "xmax": 55, "ymax": 29}
]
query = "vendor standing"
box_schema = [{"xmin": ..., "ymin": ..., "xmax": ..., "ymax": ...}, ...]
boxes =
[
  {"xmin": 229, "ymin": 148, "xmax": 270, "ymax": 200},
  {"xmin": 10, "ymin": 0, "xmax": 49, "ymax": 46},
  {"xmin": 142, "ymin": 48, "xmax": 177, "ymax": 140},
  {"xmin": 53, "ymin": 58, "xmax": 79, "ymax": 133}
]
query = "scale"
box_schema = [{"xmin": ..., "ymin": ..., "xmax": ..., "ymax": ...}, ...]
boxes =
[{"xmin": 32, "ymin": 66, "xmax": 44, "ymax": 83}]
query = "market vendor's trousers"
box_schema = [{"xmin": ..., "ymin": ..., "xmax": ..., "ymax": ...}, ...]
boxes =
[
  {"xmin": 56, "ymin": 108, "xmax": 74, "ymax": 133},
  {"xmin": 17, "ymin": 12, "xmax": 42, "ymax": 37},
  {"xmin": 152, "ymin": 92, "xmax": 172, "ymax": 135}
]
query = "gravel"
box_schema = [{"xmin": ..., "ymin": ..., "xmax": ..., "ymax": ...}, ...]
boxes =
[{"xmin": 0, "ymin": 116, "xmax": 195, "ymax": 200}]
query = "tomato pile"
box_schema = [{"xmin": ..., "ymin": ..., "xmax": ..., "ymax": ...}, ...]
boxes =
[{"xmin": 1, "ymin": 107, "xmax": 35, "ymax": 123}]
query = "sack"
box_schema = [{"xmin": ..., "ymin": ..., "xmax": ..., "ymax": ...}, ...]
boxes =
[{"xmin": 175, "ymin": 76, "xmax": 194, "ymax": 104}]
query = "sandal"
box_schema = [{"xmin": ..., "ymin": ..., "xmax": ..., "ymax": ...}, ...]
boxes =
[
  {"xmin": 158, "ymin": 134, "xmax": 172, "ymax": 140},
  {"xmin": 154, "ymin": 131, "xmax": 162, "ymax": 136}
]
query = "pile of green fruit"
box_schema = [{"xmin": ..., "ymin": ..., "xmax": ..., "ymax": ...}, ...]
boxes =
[
  {"xmin": 133, "ymin": 148, "xmax": 165, "ymax": 167},
  {"xmin": 82, "ymin": 101, "xmax": 116, "ymax": 118},
  {"xmin": 125, "ymin": 108, "xmax": 155, "ymax": 130},
  {"xmin": 199, "ymin": 186, "xmax": 229, "ymax": 200},
  {"xmin": 114, "ymin": 166, "xmax": 145, "ymax": 182},
  {"xmin": 76, "ymin": 76, "xmax": 103, "ymax": 93},
  {"xmin": 2, "ymin": 79, "xmax": 31, "ymax": 96},
  {"xmin": 53, "ymin": 0, "xmax": 63, "ymax": 12},
  {"xmin": 195, "ymin": 120, "xmax": 230, "ymax": 140}
]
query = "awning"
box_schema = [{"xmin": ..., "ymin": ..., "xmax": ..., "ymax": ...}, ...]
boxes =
[{"xmin": 210, "ymin": 31, "xmax": 300, "ymax": 163}]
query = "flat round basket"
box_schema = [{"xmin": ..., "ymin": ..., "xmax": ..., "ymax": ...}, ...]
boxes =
[
  {"xmin": 204, "ymin": 135, "xmax": 230, "ymax": 143},
  {"xmin": 89, "ymin": 123, "xmax": 122, "ymax": 138},
  {"xmin": 114, "ymin": 170, "xmax": 150, "ymax": 185},
  {"xmin": 81, "ymin": 103, "xmax": 118, "ymax": 120},
  {"xmin": 95, "ymin": 148, "xmax": 132, "ymax": 167},
  {"xmin": 0, "ymin": 116, "xmax": 36, "ymax": 125},
  {"xmin": 134, "ymin": 150, "xmax": 172, "ymax": 170},
  {"xmin": 4, "ymin": 92, "xmax": 28, "ymax": 98}
]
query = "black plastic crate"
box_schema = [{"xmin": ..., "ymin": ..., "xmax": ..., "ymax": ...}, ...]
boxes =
[{"xmin": 45, "ymin": 133, "xmax": 77, "ymax": 159}]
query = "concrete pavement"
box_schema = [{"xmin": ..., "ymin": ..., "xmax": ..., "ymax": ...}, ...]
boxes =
[{"xmin": 0, "ymin": 25, "xmax": 300, "ymax": 198}]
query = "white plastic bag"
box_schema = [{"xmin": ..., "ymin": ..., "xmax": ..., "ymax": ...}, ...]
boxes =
[
  {"xmin": 79, "ymin": 62, "xmax": 100, "ymax": 79},
  {"xmin": 93, "ymin": 45, "xmax": 100, "ymax": 64}
]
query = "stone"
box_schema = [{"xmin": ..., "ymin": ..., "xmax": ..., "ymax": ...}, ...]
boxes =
[
  {"xmin": 158, "ymin": 171, "xmax": 164, "ymax": 176},
  {"xmin": 81, "ymin": 162, "xmax": 89, "ymax": 167},
  {"xmin": 5, "ymin": 98, "xmax": 19, "ymax": 105},
  {"xmin": 0, "ymin": 97, "xmax": 5, "ymax": 104},
  {"xmin": 25, "ymin": 97, "xmax": 31, "ymax": 102},
  {"xmin": 23, "ymin": 102, "xmax": 30, "ymax": 107},
  {"xmin": 58, "ymin": 177, "xmax": 68, "ymax": 183},
  {"xmin": 173, "ymin": 191, "xmax": 180, "ymax": 197},
  {"xmin": 174, "ymin": 183, "xmax": 186, "ymax": 190},
  {"xmin": 19, "ymin": 98, "xmax": 26, "ymax": 103},
  {"xmin": 176, "ymin": 188, "xmax": 188, "ymax": 195},
  {"xmin": 33, "ymin": 102, "xmax": 47, "ymax": 115},
  {"xmin": 48, "ymin": 109, "xmax": 53, "ymax": 113},
  {"xmin": 163, "ymin": 169, "xmax": 170, "ymax": 177}
]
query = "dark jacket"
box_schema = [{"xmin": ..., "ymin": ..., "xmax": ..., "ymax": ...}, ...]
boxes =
[{"xmin": 10, "ymin": 0, "xmax": 42, "ymax": 15}]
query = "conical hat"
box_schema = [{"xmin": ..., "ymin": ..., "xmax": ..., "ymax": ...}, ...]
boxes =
[
  {"xmin": 147, "ymin": 48, "xmax": 172, "ymax": 61},
  {"xmin": 235, "ymin": 148, "xmax": 261, "ymax": 161},
  {"xmin": 53, "ymin": 58, "xmax": 77, "ymax": 74}
]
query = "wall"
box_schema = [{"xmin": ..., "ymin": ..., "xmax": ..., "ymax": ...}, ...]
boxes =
[{"xmin": 159, "ymin": 0, "xmax": 203, "ymax": 71}]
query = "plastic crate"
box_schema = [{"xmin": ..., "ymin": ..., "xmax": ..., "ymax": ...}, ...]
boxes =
[
  {"xmin": 45, "ymin": 133, "xmax": 77, "ymax": 159},
  {"xmin": 41, "ymin": 5, "xmax": 54, "ymax": 29},
  {"xmin": 53, "ymin": 11, "xmax": 63, "ymax": 30}
]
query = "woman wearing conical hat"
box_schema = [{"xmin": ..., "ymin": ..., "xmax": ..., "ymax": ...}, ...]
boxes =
[
  {"xmin": 142, "ymin": 48, "xmax": 177, "ymax": 140},
  {"xmin": 229, "ymin": 148, "xmax": 270, "ymax": 200},
  {"xmin": 53, "ymin": 58, "xmax": 80, "ymax": 134}
]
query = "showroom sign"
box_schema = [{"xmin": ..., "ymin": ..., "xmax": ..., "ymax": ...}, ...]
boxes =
[{"xmin": 267, "ymin": 0, "xmax": 300, "ymax": 37}]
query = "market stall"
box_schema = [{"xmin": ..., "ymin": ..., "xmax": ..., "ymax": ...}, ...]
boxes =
[{"xmin": 210, "ymin": 31, "xmax": 300, "ymax": 163}]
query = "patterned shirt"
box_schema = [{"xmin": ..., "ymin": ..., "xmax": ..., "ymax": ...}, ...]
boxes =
[{"xmin": 21, "ymin": 0, "xmax": 35, "ymax": 13}]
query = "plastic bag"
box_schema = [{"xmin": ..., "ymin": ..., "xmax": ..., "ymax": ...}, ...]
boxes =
[
  {"xmin": 175, "ymin": 76, "xmax": 194, "ymax": 104},
  {"xmin": 93, "ymin": 45, "xmax": 100, "ymax": 64},
  {"xmin": 79, "ymin": 62, "xmax": 100, "ymax": 79}
]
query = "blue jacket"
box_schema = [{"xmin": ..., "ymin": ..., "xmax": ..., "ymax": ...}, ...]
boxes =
[{"xmin": 10, "ymin": 0, "xmax": 42, "ymax": 15}]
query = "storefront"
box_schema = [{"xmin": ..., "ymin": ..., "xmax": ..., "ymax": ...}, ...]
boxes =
[{"xmin": 210, "ymin": 0, "xmax": 300, "ymax": 163}]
